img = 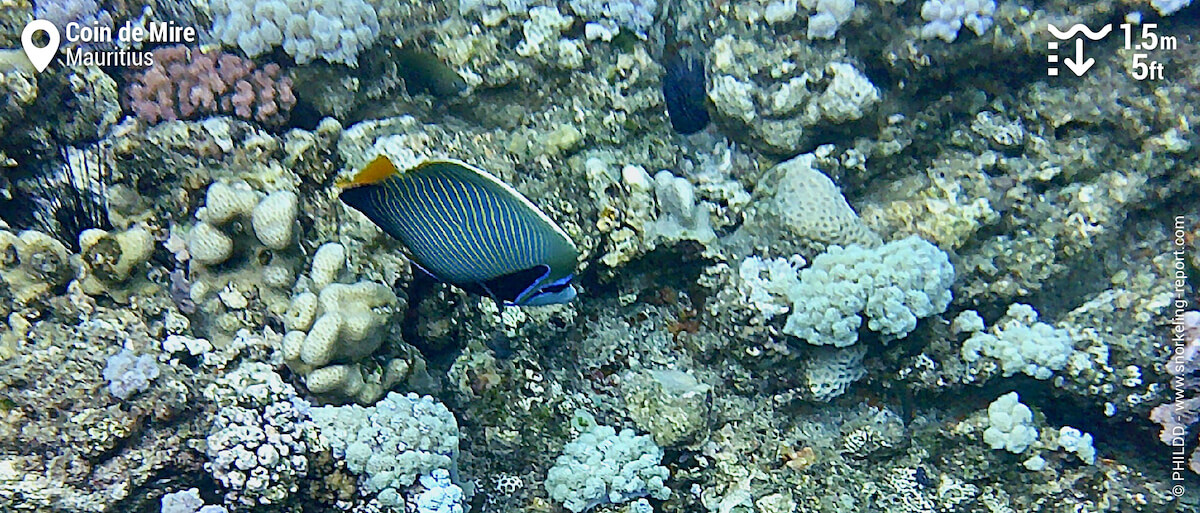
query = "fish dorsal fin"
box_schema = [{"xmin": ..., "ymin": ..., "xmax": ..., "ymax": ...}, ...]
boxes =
[{"xmin": 351, "ymin": 155, "xmax": 400, "ymax": 186}]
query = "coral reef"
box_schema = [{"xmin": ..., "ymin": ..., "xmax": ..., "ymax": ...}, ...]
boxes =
[
  {"xmin": 621, "ymin": 368, "xmax": 711, "ymax": 446},
  {"xmin": 128, "ymin": 46, "xmax": 296, "ymax": 125},
  {"xmin": 310, "ymin": 392, "xmax": 460, "ymax": 508},
  {"xmin": 566, "ymin": 0, "xmax": 657, "ymax": 37},
  {"xmin": 77, "ymin": 226, "xmax": 155, "ymax": 301},
  {"xmin": 282, "ymin": 242, "xmax": 423, "ymax": 403},
  {"xmin": 920, "ymin": 0, "xmax": 996, "ymax": 43},
  {"xmin": 209, "ymin": 0, "xmax": 381, "ymax": 66},
  {"xmin": 183, "ymin": 181, "xmax": 302, "ymax": 345},
  {"xmin": 743, "ymin": 152, "xmax": 880, "ymax": 257},
  {"xmin": 960, "ymin": 303, "xmax": 1076, "ymax": 380},
  {"xmin": 0, "ymin": 300, "xmax": 197, "ymax": 512},
  {"xmin": 410, "ymin": 469, "xmax": 465, "ymax": 513},
  {"xmin": 804, "ymin": 345, "xmax": 867, "ymax": 402},
  {"xmin": 545, "ymin": 412, "xmax": 670, "ymax": 512},
  {"xmin": 1, "ymin": 0, "xmax": 1197, "ymax": 511},
  {"xmin": 982, "ymin": 391, "xmax": 1037, "ymax": 454},
  {"xmin": 160, "ymin": 488, "xmax": 229, "ymax": 513},
  {"xmin": 204, "ymin": 396, "xmax": 316, "ymax": 507},
  {"xmin": 102, "ymin": 349, "xmax": 160, "ymax": 400},
  {"xmin": 34, "ymin": 0, "xmax": 113, "ymax": 49},
  {"xmin": 760, "ymin": 236, "xmax": 955, "ymax": 348},
  {"xmin": 801, "ymin": 0, "xmax": 855, "ymax": 39},
  {"xmin": 0, "ymin": 230, "xmax": 72, "ymax": 307},
  {"xmin": 708, "ymin": 54, "xmax": 882, "ymax": 154}
]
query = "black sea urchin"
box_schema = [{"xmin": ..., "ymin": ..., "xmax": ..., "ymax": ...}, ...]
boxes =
[{"xmin": 0, "ymin": 147, "xmax": 112, "ymax": 252}]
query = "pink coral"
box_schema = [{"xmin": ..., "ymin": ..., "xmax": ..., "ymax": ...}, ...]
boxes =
[
  {"xmin": 1150, "ymin": 398, "xmax": 1200, "ymax": 445},
  {"xmin": 127, "ymin": 45, "xmax": 296, "ymax": 125}
]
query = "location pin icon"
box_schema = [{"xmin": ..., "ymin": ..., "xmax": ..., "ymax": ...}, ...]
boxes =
[{"xmin": 22, "ymin": 20, "xmax": 60, "ymax": 73}]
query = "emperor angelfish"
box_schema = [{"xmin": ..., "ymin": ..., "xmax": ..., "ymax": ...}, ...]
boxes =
[{"xmin": 338, "ymin": 155, "xmax": 580, "ymax": 307}]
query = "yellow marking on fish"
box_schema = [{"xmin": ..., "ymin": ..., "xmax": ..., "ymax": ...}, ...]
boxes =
[{"xmin": 348, "ymin": 155, "xmax": 400, "ymax": 186}]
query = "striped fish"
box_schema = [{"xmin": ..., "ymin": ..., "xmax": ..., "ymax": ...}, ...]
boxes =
[{"xmin": 339, "ymin": 155, "xmax": 580, "ymax": 307}]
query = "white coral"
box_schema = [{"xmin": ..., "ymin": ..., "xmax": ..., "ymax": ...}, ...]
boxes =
[
  {"xmin": 781, "ymin": 236, "xmax": 955, "ymax": 347},
  {"xmin": 802, "ymin": 0, "xmax": 855, "ymax": 39},
  {"xmin": 282, "ymin": 242, "xmax": 402, "ymax": 403},
  {"xmin": 961, "ymin": 303, "xmax": 1074, "ymax": 380},
  {"xmin": 983, "ymin": 392, "xmax": 1038, "ymax": 454},
  {"xmin": 920, "ymin": 0, "xmax": 995, "ymax": 42},
  {"xmin": 252, "ymin": 191, "xmax": 298, "ymax": 250},
  {"xmin": 210, "ymin": 0, "xmax": 381, "ymax": 66},
  {"xmin": 812, "ymin": 62, "xmax": 879, "ymax": 123}
]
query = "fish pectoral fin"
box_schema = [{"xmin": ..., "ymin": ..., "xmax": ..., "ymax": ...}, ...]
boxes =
[
  {"xmin": 407, "ymin": 259, "xmax": 446, "ymax": 283},
  {"xmin": 473, "ymin": 265, "xmax": 552, "ymax": 305},
  {"xmin": 477, "ymin": 282, "xmax": 507, "ymax": 316},
  {"xmin": 476, "ymin": 280, "xmax": 503, "ymax": 308}
]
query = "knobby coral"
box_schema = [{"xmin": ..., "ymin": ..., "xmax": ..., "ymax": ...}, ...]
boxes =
[{"xmin": 127, "ymin": 45, "xmax": 296, "ymax": 125}]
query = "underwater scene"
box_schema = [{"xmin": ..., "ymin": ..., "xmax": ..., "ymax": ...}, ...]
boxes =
[{"xmin": 0, "ymin": 0, "xmax": 1198, "ymax": 511}]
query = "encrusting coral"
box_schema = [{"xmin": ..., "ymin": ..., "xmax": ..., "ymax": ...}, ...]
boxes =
[
  {"xmin": 76, "ymin": 226, "xmax": 155, "ymax": 301},
  {"xmin": 0, "ymin": 230, "xmax": 72, "ymax": 306}
]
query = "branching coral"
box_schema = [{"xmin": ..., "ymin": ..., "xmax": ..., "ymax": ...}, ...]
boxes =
[
  {"xmin": 209, "ymin": 0, "xmax": 380, "ymax": 66},
  {"xmin": 128, "ymin": 46, "xmax": 296, "ymax": 125},
  {"xmin": 760, "ymin": 236, "xmax": 954, "ymax": 348},
  {"xmin": 310, "ymin": 392, "xmax": 460, "ymax": 508}
]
